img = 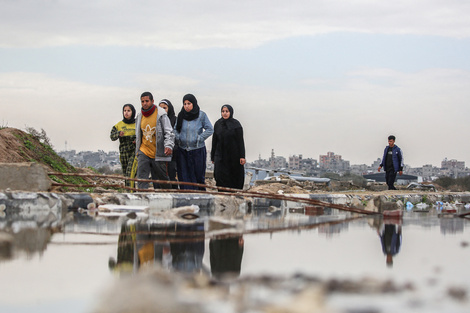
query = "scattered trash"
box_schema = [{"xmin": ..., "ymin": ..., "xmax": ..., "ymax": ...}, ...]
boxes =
[
  {"xmin": 406, "ymin": 201, "xmax": 414, "ymax": 210},
  {"xmin": 406, "ymin": 182, "xmax": 436, "ymax": 191},
  {"xmin": 415, "ymin": 203, "xmax": 428, "ymax": 209}
]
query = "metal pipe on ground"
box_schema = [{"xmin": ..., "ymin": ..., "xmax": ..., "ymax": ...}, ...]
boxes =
[{"xmin": 48, "ymin": 172, "xmax": 379, "ymax": 216}]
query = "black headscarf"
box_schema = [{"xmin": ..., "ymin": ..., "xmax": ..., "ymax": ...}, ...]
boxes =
[
  {"xmin": 122, "ymin": 104, "xmax": 136, "ymax": 124},
  {"xmin": 219, "ymin": 104, "xmax": 240, "ymax": 130},
  {"xmin": 159, "ymin": 99, "xmax": 176, "ymax": 127},
  {"xmin": 176, "ymin": 94, "xmax": 200, "ymax": 132},
  {"xmin": 212, "ymin": 104, "xmax": 245, "ymax": 189}
]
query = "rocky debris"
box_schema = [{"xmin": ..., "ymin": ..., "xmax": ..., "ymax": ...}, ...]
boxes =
[
  {"xmin": 212, "ymin": 195, "xmax": 248, "ymax": 218},
  {"xmin": 250, "ymin": 175, "xmax": 387, "ymax": 194},
  {"xmin": 407, "ymin": 182, "xmax": 437, "ymax": 191},
  {"xmin": 250, "ymin": 182, "xmax": 312, "ymax": 195},
  {"xmin": 366, "ymin": 181, "xmax": 389, "ymax": 191}
]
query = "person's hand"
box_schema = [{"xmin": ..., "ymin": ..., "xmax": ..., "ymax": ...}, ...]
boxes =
[
  {"xmin": 164, "ymin": 147, "xmax": 172, "ymax": 156},
  {"xmin": 240, "ymin": 158, "xmax": 246, "ymax": 165},
  {"xmin": 378, "ymin": 166, "xmax": 382, "ymax": 172},
  {"xmin": 119, "ymin": 131, "xmax": 124, "ymax": 137},
  {"xmin": 399, "ymin": 171, "xmax": 403, "ymax": 176}
]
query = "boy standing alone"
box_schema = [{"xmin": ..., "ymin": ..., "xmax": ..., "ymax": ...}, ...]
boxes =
[{"xmin": 378, "ymin": 135, "xmax": 404, "ymax": 190}]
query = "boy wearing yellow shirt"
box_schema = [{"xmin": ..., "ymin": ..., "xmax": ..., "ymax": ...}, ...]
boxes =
[{"xmin": 135, "ymin": 92, "xmax": 175, "ymax": 189}]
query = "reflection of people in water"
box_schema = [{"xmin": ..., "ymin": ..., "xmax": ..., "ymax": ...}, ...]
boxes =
[
  {"xmin": 109, "ymin": 222, "xmax": 205, "ymax": 274},
  {"xmin": 109, "ymin": 224, "xmax": 137, "ymax": 272},
  {"xmin": 378, "ymin": 223, "xmax": 402, "ymax": 267},
  {"xmin": 170, "ymin": 239, "xmax": 205, "ymax": 272},
  {"xmin": 210, "ymin": 236, "xmax": 244, "ymax": 279}
]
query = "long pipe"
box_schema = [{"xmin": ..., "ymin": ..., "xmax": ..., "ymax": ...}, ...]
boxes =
[{"xmin": 48, "ymin": 172, "xmax": 379, "ymax": 215}]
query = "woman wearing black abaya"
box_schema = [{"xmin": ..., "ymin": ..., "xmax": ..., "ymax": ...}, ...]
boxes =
[{"xmin": 211, "ymin": 104, "xmax": 246, "ymax": 189}]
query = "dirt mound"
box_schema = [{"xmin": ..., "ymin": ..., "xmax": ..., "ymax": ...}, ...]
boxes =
[
  {"xmin": 0, "ymin": 127, "xmax": 73, "ymax": 171},
  {"xmin": 0, "ymin": 128, "xmax": 38, "ymax": 163},
  {"xmin": 0, "ymin": 127, "xmax": 123, "ymax": 192}
]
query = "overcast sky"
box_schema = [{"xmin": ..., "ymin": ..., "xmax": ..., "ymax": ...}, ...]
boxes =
[{"xmin": 1, "ymin": 0, "xmax": 470, "ymax": 168}]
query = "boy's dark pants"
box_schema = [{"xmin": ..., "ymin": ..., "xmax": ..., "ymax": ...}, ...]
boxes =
[
  {"xmin": 385, "ymin": 170, "xmax": 397, "ymax": 190},
  {"xmin": 137, "ymin": 151, "xmax": 170, "ymax": 189}
]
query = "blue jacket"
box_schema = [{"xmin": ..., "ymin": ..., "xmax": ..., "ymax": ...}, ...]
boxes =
[
  {"xmin": 380, "ymin": 145, "xmax": 404, "ymax": 173},
  {"xmin": 175, "ymin": 111, "xmax": 213, "ymax": 151}
]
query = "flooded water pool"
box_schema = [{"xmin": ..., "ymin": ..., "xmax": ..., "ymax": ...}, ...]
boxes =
[{"xmin": 0, "ymin": 197, "xmax": 469, "ymax": 313}]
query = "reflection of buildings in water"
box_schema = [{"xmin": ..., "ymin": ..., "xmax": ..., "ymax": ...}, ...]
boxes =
[
  {"xmin": 379, "ymin": 223, "xmax": 402, "ymax": 268},
  {"xmin": 440, "ymin": 218, "xmax": 465, "ymax": 235},
  {"xmin": 210, "ymin": 236, "xmax": 244, "ymax": 279},
  {"xmin": 0, "ymin": 228, "xmax": 51, "ymax": 259},
  {"xmin": 65, "ymin": 212, "xmax": 122, "ymax": 234},
  {"xmin": 248, "ymin": 204, "xmax": 345, "ymax": 232},
  {"xmin": 110, "ymin": 221, "xmax": 205, "ymax": 274},
  {"xmin": 318, "ymin": 221, "xmax": 349, "ymax": 237}
]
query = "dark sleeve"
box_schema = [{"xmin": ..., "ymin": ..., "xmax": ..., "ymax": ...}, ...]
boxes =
[
  {"xmin": 235, "ymin": 127, "xmax": 245, "ymax": 159},
  {"xmin": 110, "ymin": 125, "xmax": 119, "ymax": 141},
  {"xmin": 211, "ymin": 129, "xmax": 217, "ymax": 161},
  {"xmin": 398, "ymin": 148, "xmax": 404, "ymax": 171},
  {"xmin": 379, "ymin": 147, "xmax": 385, "ymax": 167}
]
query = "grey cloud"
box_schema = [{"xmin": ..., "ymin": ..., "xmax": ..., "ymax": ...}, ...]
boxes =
[{"xmin": 1, "ymin": 0, "xmax": 470, "ymax": 48}]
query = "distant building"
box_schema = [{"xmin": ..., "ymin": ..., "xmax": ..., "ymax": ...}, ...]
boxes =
[
  {"xmin": 441, "ymin": 158, "xmax": 465, "ymax": 170},
  {"xmin": 269, "ymin": 149, "xmax": 287, "ymax": 169},
  {"xmin": 252, "ymin": 154, "xmax": 270, "ymax": 169},
  {"xmin": 438, "ymin": 158, "xmax": 468, "ymax": 179},
  {"xmin": 319, "ymin": 152, "xmax": 350, "ymax": 172},
  {"xmin": 58, "ymin": 150, "xmax": 120, "ymax": 170},
  {"xmin": 288, "ymin": 154, "xmax": 301, "ymax": 170},
  {"xmin": 421, "ymin": 164, "xmax": 440, "ymax": 181},
  {"xmin": 350, "ymin": 164, "xmax": 368, "ymax": 175},
  {"xmin": 288, "ymin": 154, "xmax": 318, "ymax": 175},
  {"xmin": 371, "ymin": 158, "xmax": 382, "ymax": 169},
  {"xmin": 299, "ymin": 157, "xmax": 318, "ymax": 173}
]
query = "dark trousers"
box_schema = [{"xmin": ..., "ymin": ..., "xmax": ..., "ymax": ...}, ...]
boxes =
[
  {"xmin": 385, "ymin": 170, "xmax": 397, "ymax": 190},
  {"xmin": 137, "ymin": 151, "xmax": 170, "ymax": 189},
  {"xmin": 167, "ymin": 159, "xmax": 178, "ymax": 189},
  {"xmin": 176, "ymin": 147, "xmax": 207, "ymax": 190}
]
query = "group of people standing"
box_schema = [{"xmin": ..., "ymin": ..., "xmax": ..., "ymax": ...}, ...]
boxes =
[{"xmin": 110, "ymin": 92, "xmax": 246, "ymax": 191}]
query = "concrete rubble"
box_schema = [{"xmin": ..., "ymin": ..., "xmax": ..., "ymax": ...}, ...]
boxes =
[
  {"xmin": 1, "ymin": 189, "xmax": 470, "ymax": 219},
  {"xmin": 0, "ymin": 162, "xmax": 51, "ymax": 191}
]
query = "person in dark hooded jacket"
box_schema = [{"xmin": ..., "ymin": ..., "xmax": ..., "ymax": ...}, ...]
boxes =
[
  {"xmin": 211, "ymin": 104, "xmax": 246, "ymax": 190},
  {"xmin": 110, "ymin": 104, "xmax": 136, "ymax": 186}
]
